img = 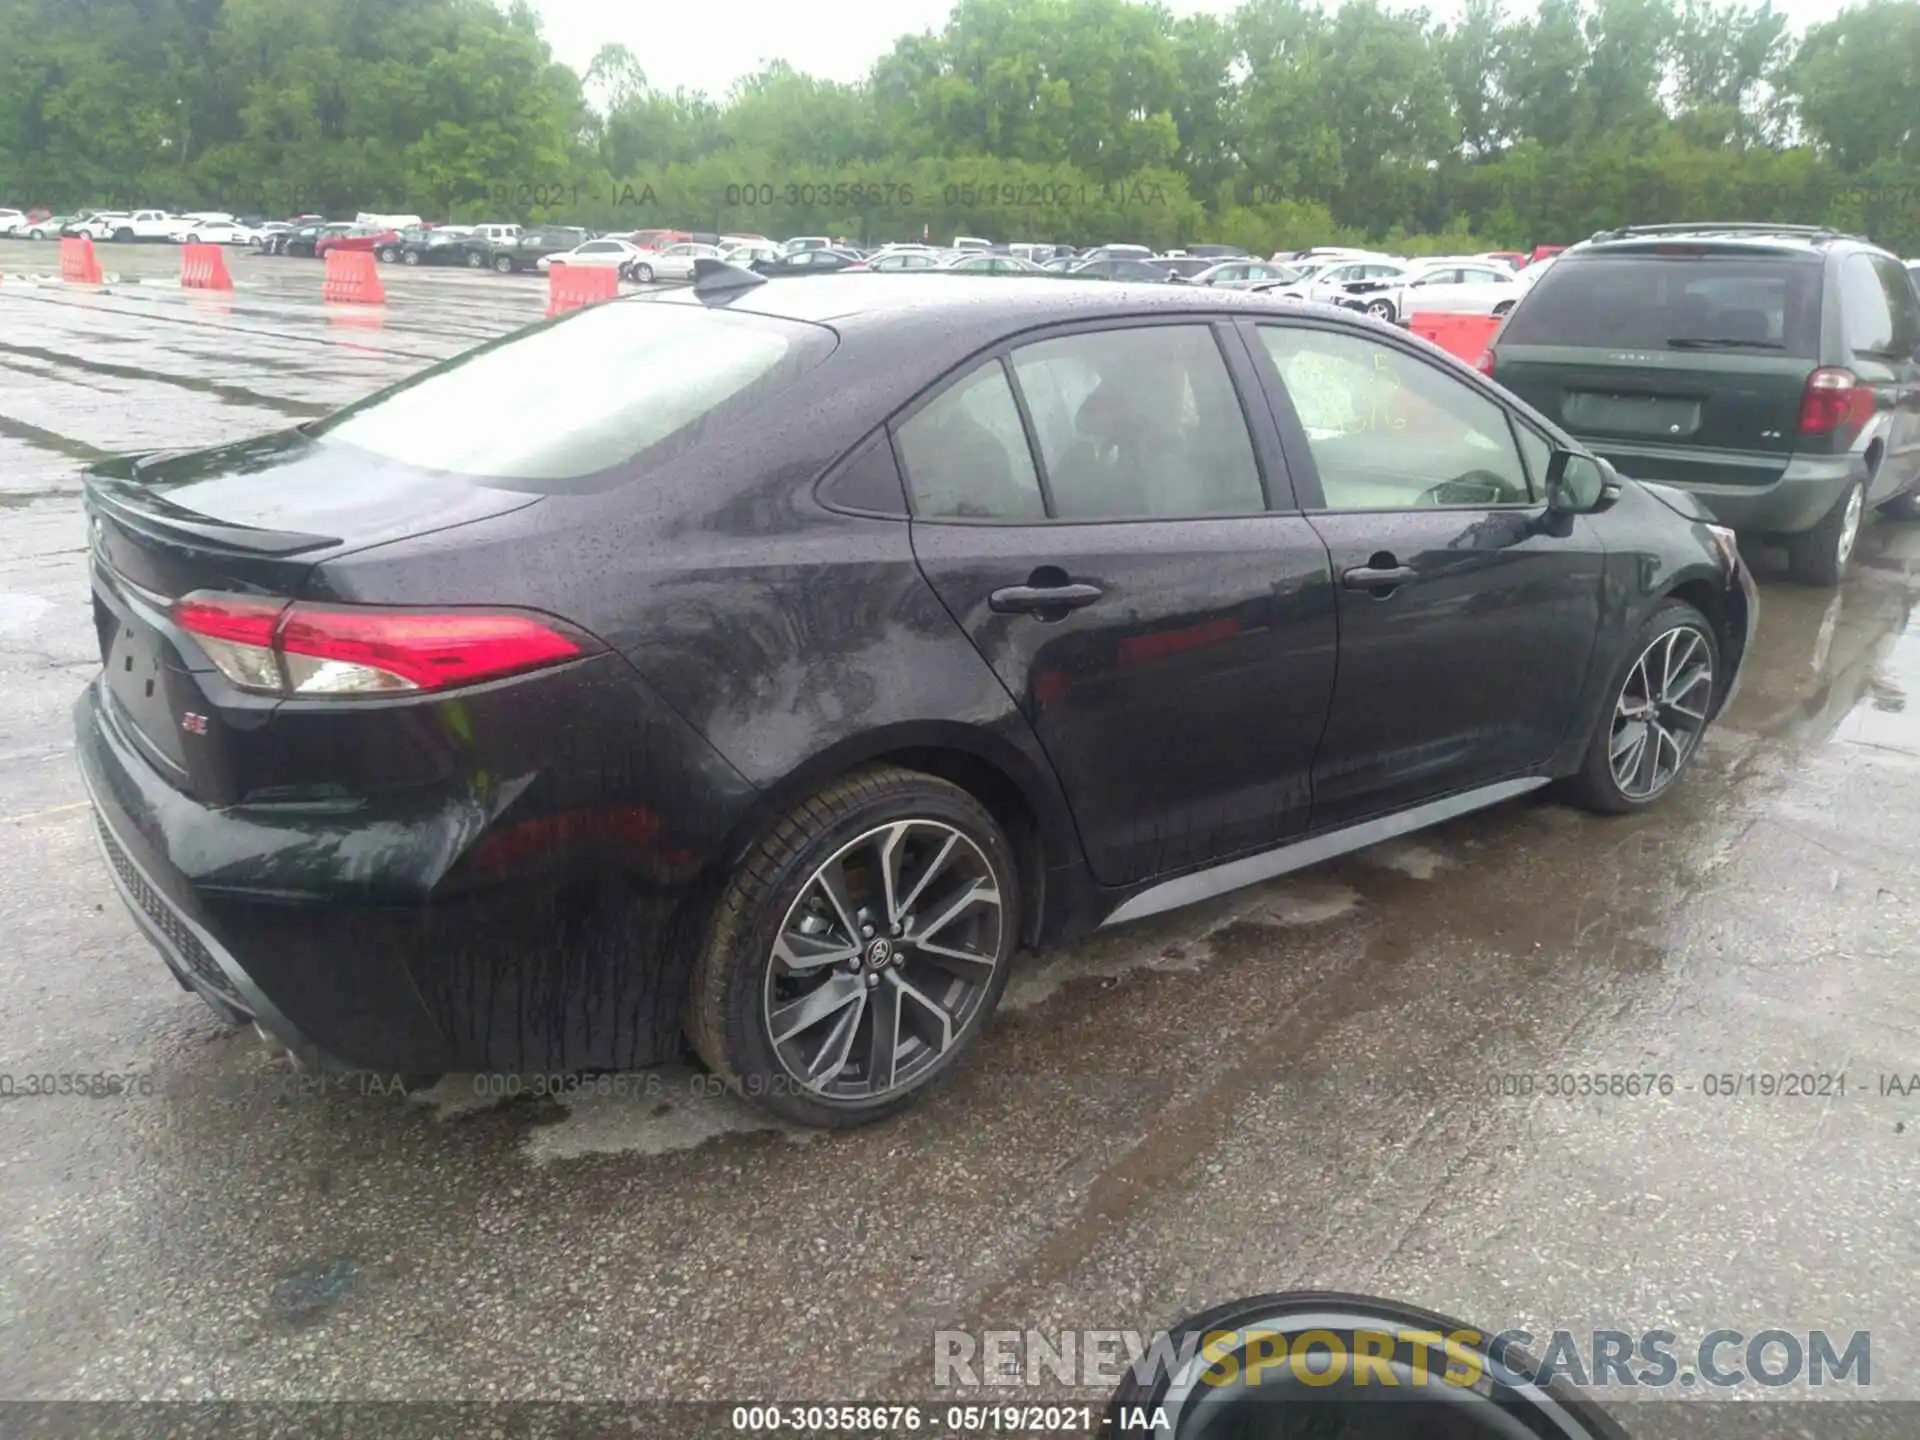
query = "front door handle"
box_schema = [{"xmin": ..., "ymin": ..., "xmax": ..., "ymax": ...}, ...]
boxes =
[
  {"xmin": 989, "ymin": 582, "xmax": 1104, "ymax": 615},
  {"xmin": 1342, "ymin": 564, "xmax": 1418, "ymax": 592}
]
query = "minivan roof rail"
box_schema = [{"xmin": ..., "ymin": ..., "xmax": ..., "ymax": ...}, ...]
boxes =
[{"xmin": 1589, "ymin": 222, "xmax": 1858, "ymax": 243}]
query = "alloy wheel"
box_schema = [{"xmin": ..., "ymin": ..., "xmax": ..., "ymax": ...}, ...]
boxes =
[
  {"xmin": 762, "ymin": 819, "xmax": 1003, "ymax": 1103},
  {"xmin": 1608, "ymin": 625, "xmax": 1714, "ymax": 801}
]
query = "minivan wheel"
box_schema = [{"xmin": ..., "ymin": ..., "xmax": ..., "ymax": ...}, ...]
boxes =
[
  {"xmin": 1563, "ymin": 600, "xmax": 1719, "ymax": 814},
  {"xmin": 688, "ymin": 766, "xmax": 1018, "ymax": 1128},
  {"xmin": 1787, "ymin": 479, "xmax": 1864, "ymax": 586}
]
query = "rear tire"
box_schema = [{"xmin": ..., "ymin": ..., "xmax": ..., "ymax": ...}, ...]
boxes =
[
  {"xmin": 687, "ymin": 766, "xmax": 1018, "ymax": 1129},
  {"xmin": 1493, "ymin": 300, "xmax": 1515, "ymax": 316},
  {"xmin": 1562, "ymin": 600, "xmax": 1720, "ymax": 814},
  {"xmin": 466, "ymin": 251, "xmax": 486, "ymax": 268},
  {"xmin": 402, "ymin": 249, "xmax": 420, "ymax": 266},
  {"xmin": 376, "ymin": 246, "xmax": 398, "ymax": 263},
  {"xmin": 1786, "ymin": 479, "xmax": 1864, "ymax": 586},
  {"xmin": 493, "ymin": 254, "xmax": 515, "ymax": 273},
  {"xmin": 1364, "ymin": 298, "xmax": 1396, "ymax": 321},
  {"xmin": 634, "ymin": 262, "xmax": 654, "ymax": 283}
]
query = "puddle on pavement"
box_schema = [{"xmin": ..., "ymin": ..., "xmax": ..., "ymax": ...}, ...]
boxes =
[{"xmin": 411, "ymin": 1064, "xmax": 813, "ymax": 1162}]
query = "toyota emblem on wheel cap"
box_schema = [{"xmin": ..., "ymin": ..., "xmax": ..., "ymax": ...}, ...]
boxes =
[{"xmin": 864, "ymin": 937, "xmax": 893, "ymax": 969}]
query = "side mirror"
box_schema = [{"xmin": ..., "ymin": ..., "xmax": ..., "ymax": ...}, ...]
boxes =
[{"xmin": 1544, "ymin": 448, "xmax": 1623, "ymax": 514}]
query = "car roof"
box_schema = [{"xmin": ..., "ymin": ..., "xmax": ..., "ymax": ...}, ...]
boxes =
[
  {"xmin": 1575, "ymin": 223, "xmax": 1882, "ymax": 257},
  {"xmin": 649, "ymin": 272, "xmax": 1362, "ymax": 333}
]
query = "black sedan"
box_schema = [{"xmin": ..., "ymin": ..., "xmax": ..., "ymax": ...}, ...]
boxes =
[
  {"xmin": 397, "ymin": 227, "xmax": 488, "ymax": 267},
  {"xmin": 271, "ymin": 221, "xmax": 354, "ymax": 257},
  {"xmin": 1071, "ymin": 256, "xmax": 1177, "ymax": 282},
  {"xmin": 74, "ymin": 273, "xmax": 1755, "ymax": 1128},
  {"xmin": 751, "ymin": 247, "xmax": 869, "ymax": 276}
]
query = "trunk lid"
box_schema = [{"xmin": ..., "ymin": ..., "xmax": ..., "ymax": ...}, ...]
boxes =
[
  {"xmin": 1491, "ymin": 246, "xmax": 1824, "ymax": 488},
  {"xmin": 84, "ymin": 431, "xmax": 542, "ymax": 799}
]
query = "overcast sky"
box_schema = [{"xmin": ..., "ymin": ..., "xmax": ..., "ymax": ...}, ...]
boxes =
[{"xmin": 530, "ymin": 0, "xmax": 1855, "ymax": 102}]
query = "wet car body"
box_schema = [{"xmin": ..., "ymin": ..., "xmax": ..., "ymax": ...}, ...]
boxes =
[{"xmin": 74, "ymin": 278, "xmax": 1756, "ymax": 1105}]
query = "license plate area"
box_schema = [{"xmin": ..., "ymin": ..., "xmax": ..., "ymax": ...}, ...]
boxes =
[
  {"xmin": 1564, "ymin": 391, "xmax": 1703, "ymax": 439},
  {"xmin": 93, "ymin": 576, "xmax": 192, "ymax": 779}
]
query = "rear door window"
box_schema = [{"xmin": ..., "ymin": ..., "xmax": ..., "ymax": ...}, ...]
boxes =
[
  {"xmin": 1009, "ymin": 324, "xmax": 1266, "ymax": 519},
  {"xmin": 1503, "ymin": 253, "xmax": 1822, "ymax": 356},
  {"xmin": 1841, "ymin": 254, "xmax": 1897, "ymax": 356},
  {"xmin": 894, "ymin": 363, "xmax": 1048, "ymax": 521},
  {"xmin": 1864, "ymin": 256, "xmax": 1920, "ymax": 355}
]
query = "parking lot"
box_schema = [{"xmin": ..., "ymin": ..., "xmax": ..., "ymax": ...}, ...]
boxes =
[{"xmin": 1, "ymin": 236, "xmax": 1917, "ymax": 1426}]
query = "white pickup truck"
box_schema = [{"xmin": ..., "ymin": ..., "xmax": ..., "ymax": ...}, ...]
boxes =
[{"xmin": 86, "ymin": 209, "xmax": 186, "ymax": 242}]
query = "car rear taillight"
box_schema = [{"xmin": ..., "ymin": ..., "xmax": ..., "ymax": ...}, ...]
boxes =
[
  {"xmin": 172, "ymin": 593, "xmax": 596, "ymax": 697},
  {"xmin": 1476, "ymin": 347, "xmax": 1496, "ymax": 376},
  {"xmin": 1798, "ymin": 367, "xmax": 1876, "ymax": 441}
]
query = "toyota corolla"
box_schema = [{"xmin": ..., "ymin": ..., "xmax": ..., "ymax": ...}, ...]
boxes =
[{"xmin": 75, "ymin": 267, "xmax": 1756, "ymax": 1127}]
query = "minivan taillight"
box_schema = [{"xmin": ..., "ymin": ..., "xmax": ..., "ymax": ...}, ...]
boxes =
[
  {"xmin": 1798, "ymin": 367, "xmax": 1876, "ymax": 441},
  {"xmin": 171, "ymin": 594, "xmax": 596, "ymax": 697}
]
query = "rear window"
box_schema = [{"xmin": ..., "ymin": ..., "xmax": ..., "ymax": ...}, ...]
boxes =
[
  {"xmin": 305, "ymin": 299, "xmax": 832, "ymax": 491},
  {"xmin": 1502, "ymin": 253, "xmax": 1822, "ymax": 357}
]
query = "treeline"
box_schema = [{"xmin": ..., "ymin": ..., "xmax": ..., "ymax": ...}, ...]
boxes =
[{"xmin": 1, "ymin": 0, "xmax": 1917, "ymax": 253}]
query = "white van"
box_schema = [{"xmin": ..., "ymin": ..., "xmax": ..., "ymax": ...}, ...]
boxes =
[{"xmin": 952, "ymin": 236, "xmax": 992, "ymax": 252}]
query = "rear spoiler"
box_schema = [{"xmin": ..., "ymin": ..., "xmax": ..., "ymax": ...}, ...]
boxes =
[{"xmin": 85, "ymin": 454, "xmax": 342, "ymax": 556}]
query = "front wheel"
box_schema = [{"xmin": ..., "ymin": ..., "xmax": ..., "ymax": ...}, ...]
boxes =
[
  {"xmin": 493, "ymin": 254, "xmax": 515, "ymax": 273},
  {"xmin": 376, "ymin": 246, "xmax": 398, "ymax": 263},
  {"xmin": 687, "ymin": 766, "xmax": 1019, "ymax": 1128},
  {"xmin": 402, "ymin": 249, "xmax": 421, "ymax": 266},
  {"xmin": 1562, "ymin": 601, "xmax": 1720, "ymax": 814},
  {"xmin": 633, "ymin": 262, "xmax": 654, "ymax": 283},
  {"xmin": 466, "ymin": 251, "xmax": 486, "ymax": 268},
  {"xmin": 1877, "ymin": 483, "xmax": 1920, "ymax": 522},
  {"xmin": 1786, "ymin": 479, "xmax": 1864, "ymax": 586},
  {"xmin": 1364, "ymin": 298, "xmax": 1396, "ymax": 321}
]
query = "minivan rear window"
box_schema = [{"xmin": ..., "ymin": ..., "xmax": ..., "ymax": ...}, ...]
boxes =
[
  {"xmin": 1502, "ymin": 253, "xmax": 1822, "ymax": 357},
  {"xmin": 306, "ymin": 298, "xmax": 832, "ymax": 490}
]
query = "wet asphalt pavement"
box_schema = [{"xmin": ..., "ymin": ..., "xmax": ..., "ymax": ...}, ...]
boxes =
[{"xmin": 0, "ymin": 239, "xmax": 1916, "ymax": 1429}]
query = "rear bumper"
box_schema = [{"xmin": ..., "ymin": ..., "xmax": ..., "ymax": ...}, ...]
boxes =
[
  {"xmin": 73, "ymin": 668, "xmax": 751, "ymax": 1075},
  {"xmin": 1596, "ymin": 447, "xmax": 1866, "ymax": 536}
]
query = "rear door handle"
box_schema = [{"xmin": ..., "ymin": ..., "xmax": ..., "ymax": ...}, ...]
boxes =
[
  {"xmin": 989, "ymin": 582, "xmax": 1104, "ymax": 615},
  {"xmin": 1342, "ymin": 565, "xmax": 1418, "ymax": 591}
]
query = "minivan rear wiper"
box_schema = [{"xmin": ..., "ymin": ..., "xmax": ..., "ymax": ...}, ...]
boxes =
[{"xmin": 1666, "ymin": 336, "xmax": 1785, "ymax": 350}]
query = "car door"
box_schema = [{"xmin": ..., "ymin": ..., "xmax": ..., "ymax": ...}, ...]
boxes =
[
  {"xmin": 1858, "ymin": 254, "xmax": 1920, "ymax": 499},
  {"xmin": 1454, "ymin": 265, "xmax": 1520, "ymax": 314},
  {"xmin": 900, "ymin": 318, "xmax": 1339, "ymax": 888},
  {"xmin": 1243, "ymin": 317, "xmax": 1608, "ymax": 828},
  {"xmin": 1403, "ymin": 267, "xmax": 1464, "ymax": 314}
]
